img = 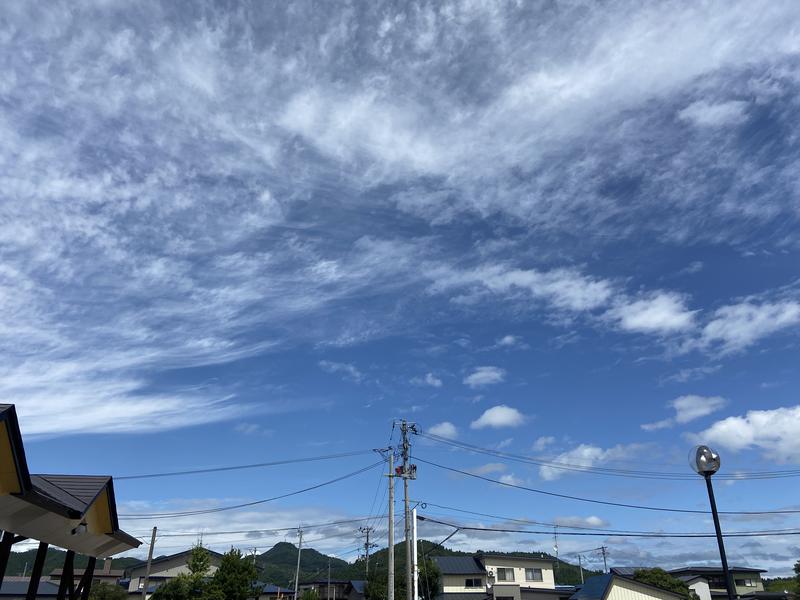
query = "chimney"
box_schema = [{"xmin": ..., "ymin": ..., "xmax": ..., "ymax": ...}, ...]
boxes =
[{"xmin": 103, "ymin": 559, "xmax": 112, "ymax": 574}]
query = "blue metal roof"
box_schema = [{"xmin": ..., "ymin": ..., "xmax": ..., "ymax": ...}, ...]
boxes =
[
  {"xmin": 570, "ymin": 574, "xmax": 613, "ymax": 600},
  {"xmin": 0, "ymin": 580, "xmax": 60, "ymax": 597}
]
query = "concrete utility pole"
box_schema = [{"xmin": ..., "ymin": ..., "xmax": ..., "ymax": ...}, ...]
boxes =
[
  {"xmin": 388, "ymin": 451, "xmax": 395, "ymax": 600},
  {"xmin": 412, "ymin": 508, "xmax": 419, "ymax": 600},
  {"xmin": 600, "ymin": 547, "xmax": 608, "ymax": 574},
  {"xmin": 328, "ymin": 558, "xmax": 331, "ymax": 600},
  {"xmin": 399, "ymin": 420, "xmax": 417, "ymax": 600},
  {"xmin": 141, "ymin": 527, "xmax": 157, "ymax": 600},
  {"xmin": 577, "ymin": 555, "xmax": 584, "ymax": 584},
  {"xmin": 294, "ymin": 529, "xmax": 304, "ymax": 599},
  {"xmin": 359, "ymin": 527, "xmax": 376, "ymax": 578}
]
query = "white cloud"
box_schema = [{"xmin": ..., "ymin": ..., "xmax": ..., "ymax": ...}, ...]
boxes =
[
  {"xmin": 499, "ymin": 473, "xmax": 523, "ymax": 486},
  {"xmin": 554, "ymin": 515, "xmax": 609, "ymax": 529},
  {"xmin": 679, "ymin": 100, "xmax": 749, "ymax": 127},
  {"xmin": 642, "ymin": 394, "xmax": 727, "ymax": 431},
  {"xmin": 611, "ymin": 292, "xmax": 696, "ymax": 334},
  {"xmin": 468, "ymin": 463, "xmax": 507, "ymax": 476},
  {"xmin": 318, "ymin": 360, "xmax": 364, "ymax": 383},
  {"xmin": 470, "ymin": 405, "xmax": 526, "ymax": 429},
  {"xmin": 412, "ymin": 372, "xmax": 443, "ymax": 387},
  {"xmin": 694, "ymin": 405, "xmax": 800, "ymax": 463},
  {"xmin": 539, "ymin": 443, "xmax": 642, "ymax": 480},
  {"xmin": 428, "ymin": 421, "xmax": 458, "ymax": 439},
  {"xmin": 533, "ymin": 436, "xmax": 556, "ymax": 452},
  {"xmin": 464, "ymin": 366, "xmax": 506, "ymax": 388},
  {"xmin": 700, "ymin": 300, "xmax": 800, "ymax": 353}
]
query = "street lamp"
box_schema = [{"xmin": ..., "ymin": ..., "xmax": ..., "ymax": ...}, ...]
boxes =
[{"xmin": 690, "ymin": 445, "xmax": 735, "ymax": 600}]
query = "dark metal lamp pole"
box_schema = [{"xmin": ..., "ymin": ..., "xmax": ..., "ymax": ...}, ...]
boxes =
[{"xmin": 691, "ymin": 445, "xmax": 735, "ymax": 600}]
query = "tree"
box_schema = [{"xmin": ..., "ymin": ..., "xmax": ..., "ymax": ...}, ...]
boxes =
[
  {"xmin": 210, "ymin": 548, "xmax": 259, "ymax": 600},
  {"xmin": 633, "ymin": 569, "xmax": 692, "ymax": 599},
  {"xmin": 794, "ymin": 560, "xmax": 800, "ymax": 585},
  {"xmin": 89, "ymin": 582, "xmax": 128, "ymax": 600},
  {"xmin": 418, "ymin": 558, "xmax": 442, "ymax": 600},
  {"xmin": 150, "ymin": 575, "xmax": 193, "ymax": 600},
  {"xmin": 188, "ymin": 544, "xmax": 211, "ymax": 579}
]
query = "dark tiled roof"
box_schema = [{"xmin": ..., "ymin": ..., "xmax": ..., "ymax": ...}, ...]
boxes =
[
  {"xmin": 479, "ymin": 552, "xmax": 556, "ymax": 562},
  {"xmin": 0, "ymin": 579, "xmax": 60, "ymax": 596},
  {"xmin": 610, "ymin": 567, "xmax": 650, "ymax": 578},
  {"xmin": 261, "ymin": 584, "xmax": 295, "ymax": 594},
  {"xmin": 351, "ymin": 580, "xmax": 366, "ymax": 594},
  {"xmin": 432, "ymin": 556, "xmax": 485, "ymax": 575},
  {"xmin": 669, "ymin": 567, "xmax": 766, "ymax": 575},
  {"xmin": 570, "ymin": 574, "xmax": 613, "ymax": 600}
]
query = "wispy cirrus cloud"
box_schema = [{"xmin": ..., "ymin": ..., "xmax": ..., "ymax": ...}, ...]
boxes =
[{"xmin": 641, "ymin": 395, "xmax": 727, "ymax": 431}]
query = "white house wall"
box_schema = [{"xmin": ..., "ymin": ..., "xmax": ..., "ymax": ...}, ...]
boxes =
[
  {"xmin": 606, "ymin": 578, "xmax": 681, "ymax": 600},
  {"xmin": 482, "ymin": 558, "xmax": 555, "ymax": 590}
]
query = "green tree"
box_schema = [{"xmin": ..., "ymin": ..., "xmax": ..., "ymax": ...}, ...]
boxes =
[
  {"xmin": 418, "ymin": 558, "xmax": 442, "ymax": 600},
  {"xmin": 89, "ymin": 582, "xmax": 129, "ymax": 600},
  {"xmin": 794, "ymin": 560, "xmax": 800, "ymax": 585},
  {"xmin": 150, "ymin": 575, "xmax": 193, "ymax": 600},
  {"xmin": 188, "ymin": 545, "xmax": 212, "ymax": 579},
  {"xmin": 633, "ymin": 569, "xmax": 692, "ymax": 599},
  {"xmin": 210, "ymin": 548, "xmax": 259, "ymax": 600}
]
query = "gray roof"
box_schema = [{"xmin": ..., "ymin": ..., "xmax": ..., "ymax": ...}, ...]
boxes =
[
  {"xmin": 30, "ymin": 474, "xmax": 111, "ymax": 515},
  {"xmin": 126, "ymin": 549, "xmax": 225, "ymax": 573},
  {"xmin": 609, "ymin": 567, "xmax": 650, "ymax": 578},
  {"xmin": 0, "ymin": 579, "xmax": 60, "ymax": 596},
  {"xmin": 432, "ymin": 556, "xmax": 485, "ymax": 575}
]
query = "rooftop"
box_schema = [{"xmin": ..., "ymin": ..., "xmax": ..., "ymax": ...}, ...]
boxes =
[{"xmin": 432, "ymin": 556, "xmax": 486, "ymax": 575}]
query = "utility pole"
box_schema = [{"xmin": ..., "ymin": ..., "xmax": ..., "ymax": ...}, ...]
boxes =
[
  {"xmin": 359, "ymin": 527, "xmax": 376, "ymax": 578},
  {"xmin": 141, "ymin": 527, "xmax": 157, "ymax": 600},
  {"xmin": 399, "ymin": 420, "xmax": 417, "ymax": 600},
  {"xmin": 412, "ymin": 507, "xmax": 419, "ymax": 600},
  {"xmin": 600, "ymin": 547, "xmax": 608, "ymax": 574},
  {"xmin": 388, "ymin": 451, "xmax": 395, "ymax": 600},
  {"xmin": 328, "ymin": 558, "xmax": 331, "ymax": 600},
  {"xmin": 577, "ymin": 555, "xmax": 584, "ymax": 584},
  {"xmin": 294, "ymin": 528, "xmax": 304, "ymax": 599}
]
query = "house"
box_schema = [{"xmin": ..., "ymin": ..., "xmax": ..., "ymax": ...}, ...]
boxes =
[
  {"xmin": 433, "ymin": 553, "xmax": 568, "ymax": 600},
  {"xmin": 668, "ymin": 566, "xmax": 783, "ymax": 600},
  {"xmin": 50, "ymin": 558, "xmax": 125, "ymax": 587},
  {"xmin": 123, "ymin": 549, "xmax": 224, "ymax": 595},
  {"xmin": 258, "ymin": 583, "xmax": 296, "ymax": 600},
  {"xmin": 0, "ymin": 578, "xmax": 60, "ymax": 598},
  {"xmin": 298, "ymin": 580, "xmax": 366, "ymax": 600},
  {"xmin": 571, "ymin": 574, "xmax": 684, "ymax": 600},
  {"xmin": 609, "ymin": 565, "xmax": 790, "ymax": 600}
]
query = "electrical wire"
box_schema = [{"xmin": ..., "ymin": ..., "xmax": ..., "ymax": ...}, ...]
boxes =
[
  {"xmin": 115, "ymin": 450, "xmax": 376, "ymax": 481},
  {"xmin": 119, "ymin": 460, "xmax": 386, "ymax": 518},
  {"xmin": 417, "ymin": 515, "xmax": 800, "ymax": 539},
  {"xmin": 137, "ymin": 515, "xmax": 391, "ymax": 537},
  {"xmin": 413, "ymin": 456, "xmax": 800, "ymax": 516},
  {"xmin": 418, "ymin": 431, "xmax": 800, "ymax": 480}
]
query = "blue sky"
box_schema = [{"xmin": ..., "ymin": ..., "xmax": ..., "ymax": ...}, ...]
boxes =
[{"xmin": 3, "ymin": 0, "xmax": 800, "ymax": 576}]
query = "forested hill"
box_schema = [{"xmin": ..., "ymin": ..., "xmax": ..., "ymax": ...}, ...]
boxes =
[{"xmin": 5, "ymin": 548, "xmax": 139, "ymax": 578}]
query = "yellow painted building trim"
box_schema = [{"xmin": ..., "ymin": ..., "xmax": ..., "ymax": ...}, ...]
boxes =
[
  {"xmin": 85, "ymin": 487, "xmax": 114, "ymax": 534},
  {"xmin": 0, "ymin": 421, "xmax": 22, "ymax": 495}
]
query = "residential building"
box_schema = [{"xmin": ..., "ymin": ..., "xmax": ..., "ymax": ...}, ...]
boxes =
[
  {"xmin": 258, "ymin": 583, "xmax": 295, "ymax": 600},
  {"xmin": 298, "ymin": 579, "xmax": 366, "ymax": 600},
  {"xmin": 50, "ymin": 558, "xmax": 125, "ymax": 587},
  {"xmin": 124, "ymin": 549, "xmax": 224, "ymax": 595},
  {"xmin": 0, "ymin": 578, "xmax": 60, "ymax": 599},
  {"xmin": 433, "ymin": 552, "xmax": 564, "ymax": 600},
  {"xmin": 571, "ymin": 574, "xmax": 684, "ymax": 600},
  {"xmin": 668, "ymin": 567, "xmax": 766, "ymax": 600}
]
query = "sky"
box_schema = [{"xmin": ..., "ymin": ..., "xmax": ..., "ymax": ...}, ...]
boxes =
[{"xmin": 2, "ymin": 0, "xmax": 800, "ymax": 577}]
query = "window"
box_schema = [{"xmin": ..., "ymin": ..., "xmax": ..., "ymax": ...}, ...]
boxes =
[
  {"xmin": 465, "ymin": 579, "xmax": 483, "ymax": 588},
  {"xmin": 735, "ymin": 579, "xmax": 756, "ymax": 587},
  {"xmin": 525, "ymin": 568, "xmax": 543, "ymax": 582},
  {"xmin": 496, "ymin": 568, "xmax": 515, "ymax": 582}
]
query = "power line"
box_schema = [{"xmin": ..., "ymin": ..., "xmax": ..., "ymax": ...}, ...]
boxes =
[
  {"xmin": 115, "ymin": 450, "xmax": 376, "ymax": 481},
  {"xmin": 414, "ymin": 502, "xmax": 800, "ymax": 537},
  {"xmin": 119, "ymin": 460, "xmax": 386, "ymax": 518},
  {"xmin": 413, "ymin": 456, "xmax": 800, "ymax": 516},
  {"xmin": 418, "ymin": 432, "xmax": 800, "ymax": 480},
  {"xmin": 138, "ymin": 515, "xmax": 391, "ymax": 537},
  {"xmin": 417, "ymin": 515, "xmax": 800, "ymax": 539}
]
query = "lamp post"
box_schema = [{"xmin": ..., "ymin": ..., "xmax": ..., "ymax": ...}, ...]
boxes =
[{"xmin": 690, "ymin": 445, "xmax": 735, "ymax": 600}]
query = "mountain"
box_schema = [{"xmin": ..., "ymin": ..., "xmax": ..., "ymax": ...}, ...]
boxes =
[
  {"xmin": 6, "ymin": 548, "xmax": 140, "ymax": 578},
  {"xmin": 256, "ymin": 542, "xmax": 360, "ymax": 587}
]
